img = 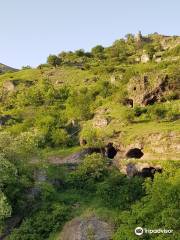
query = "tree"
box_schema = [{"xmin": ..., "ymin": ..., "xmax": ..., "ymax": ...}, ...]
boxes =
[
  {"xmin": 69, "ymin": 153, "xmax": 108, "ymax": 189},
  {"xmin": 66, "ymin": 89, "xmax": 93, "ymax": 121},
  {"xmin": 47, "ymin": 55, "xmax": 61, "ymax": 67},
  {"xmin": 113, "ymin": 164, "xmax": 180, "ymax": 240},
  {"xmin": 91, "ymin": 45, "xmax": 104, "ymax": 59},
  {"xmin": 51, "ymin": 128, "xmax": 69, "ymax": 147},
  {"xmin": 0, "ymin": 191, "xmax": 11, "ymax": 221},
  {"xmin": 75, "ymin": 49, "xmax": 85, "ymax": 57}
]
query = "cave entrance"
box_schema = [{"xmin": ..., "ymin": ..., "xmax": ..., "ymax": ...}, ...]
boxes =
[
  {"xmin": 139, "ymin": 167, "xmax": 162, "ymax": 179},
  {"xmin": 106, "ymin": 143, "xmax": 117, "ymax": 159},
  {"xmin": 144, "ymin": 95, "xmax": 157, "ymax": 106},
  {"xmin": 126, "ymin": 148, "xmax": 144, "ymax": 159},
  {"xmin": 122, "ymin": 98, "xmax": 133, "ymax": 108}
]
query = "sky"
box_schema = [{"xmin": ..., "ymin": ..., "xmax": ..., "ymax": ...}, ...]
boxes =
[{"xmin": 1, "ymin": 0, "xmax": 180, "ymax": 69}]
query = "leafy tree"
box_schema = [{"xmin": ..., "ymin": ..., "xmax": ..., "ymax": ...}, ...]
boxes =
[
  {"xmin": 51, "ymin": 128, "xmax": 69, "ymax": 147},
  {"xmin": 47, "ymin": 55, "xmax": 61, "ymax": 67},
  {"xmin": 69, "ymin": 153, "xmax": 108, "ymax": 189},
  {"xmin": 113, "ymin": 164, "xmax": 180, "ymax": 240},
  {"xmin": 91, "ymin": 45, "xmax": 104, "ymax": 59},
  {"xmin": 75, "ymin": 49, "xmax": 85, "ymax": 57},
  {"xmin": 125, "ymin": 33, "xmax": 135, "ymax": 43},
  {"xmin": 97, "ymin": 171, "xmax": 144, "ymax": 209},
  {"xmin": 66, "ymin": 88, "xmax": 93, "ymax": 121},
  {"xmin": 0, "ymin": 191, "xmax": 11, "ymax": 223},
  {"xmin": 8, "ymin": 204, "xmax": 70, "ymax": 240}
]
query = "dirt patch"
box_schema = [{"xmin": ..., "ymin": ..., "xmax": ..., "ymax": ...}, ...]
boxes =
[{"xmin": 48, "ymin": 149, "xmax": 89, "ymax": 165}]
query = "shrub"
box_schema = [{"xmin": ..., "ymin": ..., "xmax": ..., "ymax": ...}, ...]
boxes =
[
  {"xmin": 80, "ymin": 126, "xmax": 103, "ymax": 147},
  {"xmin": 97, "ymin": 171, "xmax": 144, "ymax": 209},
  {"xmin": 69, "ymin": 153, "xmax": 108, "ymax": 189},
  {"xmin": 148, "ymin": 105, "xmax": 167, "ymax": 120},
  {"xmin": 91, "ymin": 45, "xmax": 104, "ymax": 59},
  {"xmin": 51, "ymin": 128, "xmax": 69, "ymax": 147},
  {"xmin": 113, "ymin": 166, "xmax": 180, "ymax": 240},
  {"xmin": 122, "ymin": 108, "xmax": 135, "ymax": 123},
  {"xmin": 8, "ymin": 204, "xmax": 70, "ymax": 240},
  {"xmin": 47, "ymin": 55, "xmax": 61, "ymax": 67},
  {"xmin": 75, "ymin": 49, "xmax": 85, "ymax": 57},
  {"xmin": 0, "ymin": 191, "xmax": 12, "ymax": 222},
  {"xmin": 134, "ymin": 106, "xmax": 147, "ymax": 117}
]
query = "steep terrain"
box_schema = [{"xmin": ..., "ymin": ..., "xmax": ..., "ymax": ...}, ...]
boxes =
[{"xmin": 0, "ymin": 33, "xmax": 179, "ymax": 240}]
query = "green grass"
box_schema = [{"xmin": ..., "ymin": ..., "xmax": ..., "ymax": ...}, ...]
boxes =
[
  {"xmin": 0, "ymin": 68, "xmax": 42, "ymax": 85},
  {"xmin": 47, "ymin": 186, "xmax": 119, "ymax": 240},
  {"xmin": 41, "ymin": 146, "xmax": 82, "ymax": 158},
  {"xmin": 120, "ymin": 120, "xmax": 180, "ymax": 144}
]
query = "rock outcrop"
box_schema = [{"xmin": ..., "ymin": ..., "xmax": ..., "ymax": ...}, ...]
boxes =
[
  {"xmin": 141, "ymin": 51, "xmax": 150, "ymax": 63},
  {"xmin": 120, "ymin": 162, "xmax": 162, "ymax": 178},
  {"xmin": 128, "ymin": 73, "xmax": 178, "ymax": 106},
  {"xmin": 59, "ymin": 216, "xmax": 113, "ymax": 240},
  {"xmin": 119, "ymin": 132, "xmax": 179, "ymax": 160}
]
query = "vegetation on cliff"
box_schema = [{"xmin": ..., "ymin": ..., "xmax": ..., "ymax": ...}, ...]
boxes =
[{"xmin": 0, "ymin": 33, "xmax": 179, "ymax": 239}]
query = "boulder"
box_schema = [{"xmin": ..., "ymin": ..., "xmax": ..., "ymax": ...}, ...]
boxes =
[
  {"xmin": 59, "ymin": 216, "xmax": 113, "ymax": 240},
  {"xmin": 3, "ymin": 81, "xmax": 16, "ymax": 92},
  {"xmin": 93, "ymin": 117, "xmax": 109, "ymax": 128},
  {"xmin": 124, "ymin": 163, "xmax": 162, "ymax": 178},
  {"xmin": 141, "ymin": 52, "xmax": 150, "ymax": 63}
]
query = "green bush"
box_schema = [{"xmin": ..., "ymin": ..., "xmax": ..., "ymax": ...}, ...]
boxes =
[
  {"xmin": 97, "ymin": 171, "xmax": 144, "ymax": 209},
  {"xmin": 8, "ymin": 204, "xmax": 70, "ymax": 240},
  {"xmin": 134, "ymin": 106, "xmax": 147, "ymax": 117},
  {"xmin": 47, "ymin": 55, "xmax": 61, "ymax": 67},
  {"xmin": 51, "ymin": 128, "xmax": 69, "ymax": 147},
  {"xmin": 148, "ymin": 105, "xmax": 167, "ymax": 120},
  {"xmin": 68, "ymin": 153, "xmax": 108, "ymax": 189},
  {"xmin": 113, "ymin": 166, "xmax": 180, "ymax": 240}
]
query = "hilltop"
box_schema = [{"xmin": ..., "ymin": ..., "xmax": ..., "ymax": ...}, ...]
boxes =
[
  {"xmin": 0, "ymin": 63, "xmax": 18, "ymax": 74},
  {"xmin": 0, "ymin": 33, "xmax": 179, "ymax": 240}
]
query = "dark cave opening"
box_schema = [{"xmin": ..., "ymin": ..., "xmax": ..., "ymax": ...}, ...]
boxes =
[
  {"xmin": 144, "ymin": 95, "xmax": 157, "ymax": 106},
  {"xmin": 126, "ymin": 148, "xmax": 144, "ymax": 159},
  {"xmin": 122, "ymin": 98, "xmax": 133, "ymax": 108},
  {"xmin": 138, "ymin": 167, "xmax": 162, "ymax": 179},
  {"xmin": 106, "ymin": 143, "xmax": 117, "ymax": 159},
  {"xmin": 80, "ymin": 139, "xmax": 87, "ymax": 146}
]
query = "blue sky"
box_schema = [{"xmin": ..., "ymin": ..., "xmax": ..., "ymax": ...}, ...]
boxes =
[{"xmin": 1, "ymin": 0, "xmax": 180, "ymax": 68}]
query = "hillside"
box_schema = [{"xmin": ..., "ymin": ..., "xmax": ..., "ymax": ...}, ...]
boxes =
[
  {"xmin": 0, "ymin": 63, "xmax": 18, "ymax": 74},
  {"xmin": 0, "ymin": 33, "xmax": 179, "ymax": 240}
]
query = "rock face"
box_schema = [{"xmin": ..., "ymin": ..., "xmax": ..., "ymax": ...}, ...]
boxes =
[
  {"xmin": 111, "ymin": 131, "xmax": 180, "ymax": 175},
  {"xmin": 141, "ymin": 51, "xmax": 150, "ymax": 63},
  {"xmin": 93, "ymin": 117, "xmax": 109, "ymax": 128},
  {"xmin": 121, "ymin": 162, "xmax": 162, "ymax": 178},
  {"xmin": 59, "ymin": 216, "xmax": 113, "ymax": 240},
  {"xmin": 93, "ymin": 110, "xmax": 111, "ymax": 128},
  {"xmin": 160, "ymin": 36, "xmax": 180, "ymax": 50},
  {"xmin": 3, "ymin": 81, "xmax": 16, "ymax": 92},
  {"xmin": 128, "ymin": 73, "xmax": 178, "ymax": 106}
]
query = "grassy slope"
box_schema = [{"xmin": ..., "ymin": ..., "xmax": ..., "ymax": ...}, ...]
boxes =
[{"xmin": 0, "ymin": 63, "xmax": 179, "ymax": 149}]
